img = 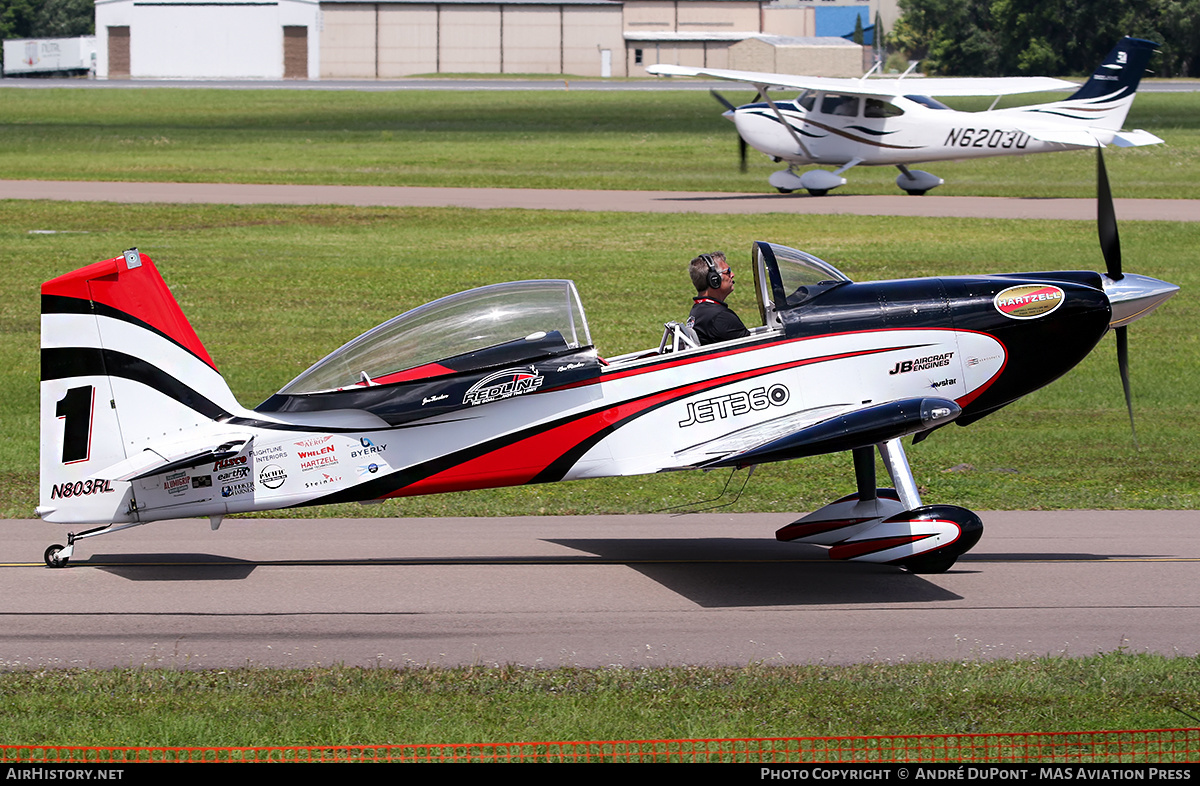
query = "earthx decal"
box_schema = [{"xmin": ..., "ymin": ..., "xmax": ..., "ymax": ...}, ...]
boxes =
[{"xmin": 994, "ymin": 284, "xmax": 1065, "ymax": 320}]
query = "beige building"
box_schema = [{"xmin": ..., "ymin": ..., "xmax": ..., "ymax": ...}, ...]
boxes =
[
  {"xmin": 317, "ymin": 0, "xmax": 879, "ymax": 79},
  {"xmin": 92, "ymin": 0, "xmax": 885, "ymax": 80}
]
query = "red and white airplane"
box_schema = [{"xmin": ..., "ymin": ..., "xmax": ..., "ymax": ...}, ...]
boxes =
[
  {"xmin": 649, "ymin": 37, "xmax": 1162, "ymax": 195},
  {"xmin": 38, "ymin": 155, "xmax": 1175, "ymax": 573}
]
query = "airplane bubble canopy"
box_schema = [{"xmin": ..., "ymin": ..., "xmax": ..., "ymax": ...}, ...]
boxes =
[{"xmin": 279, "ymin": 280, "xmax": 592, "ymax": 395}]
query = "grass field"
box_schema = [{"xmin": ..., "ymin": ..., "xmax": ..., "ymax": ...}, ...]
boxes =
[
  {"xmin": 2, "ymin": 201, "xmax": 1196, "ymax": 519},
  {"xmin": 3, "ymin": 654, "xmax": 1200, "ymax": 745},
  {"xmin": 0, "ymin": 86, "xmax": 1198, "ymax": 197}
]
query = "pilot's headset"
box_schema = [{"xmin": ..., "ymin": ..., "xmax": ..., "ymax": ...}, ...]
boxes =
[{"xmin": 700, "ymin": 254, "xmax": 723, "ymax": 290}]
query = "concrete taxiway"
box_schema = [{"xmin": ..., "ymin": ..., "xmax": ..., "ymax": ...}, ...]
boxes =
[{"xmin": 3, "ymin": 511, "xmax": 1197, "ymax": 669}]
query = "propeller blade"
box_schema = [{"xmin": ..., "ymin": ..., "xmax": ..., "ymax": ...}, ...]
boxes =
[
  {"xmin": 1116, "ymin": 325, "xmax": 1138, "ymax": 448},
  {"xmin": 1097, "ymin": 147, "xmax": 1123, "ymax": 281},
  {"xmin": 709, "ymin": 89, "xmax": 737, "ymax": 112}
]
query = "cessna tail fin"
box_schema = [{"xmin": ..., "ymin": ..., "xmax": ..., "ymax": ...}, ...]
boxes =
[
  {"xmin": 1041, "ymin": 37, "xmax": 1158, "ymax": 136},
  {"xmin": 39, "ymin": 250, "xmax": 242, "ymax": 525}
]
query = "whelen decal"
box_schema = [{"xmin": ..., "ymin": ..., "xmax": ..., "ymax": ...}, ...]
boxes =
[{"xmin": 994, "ymin": 285, "xmax": 1065, "ymax": 320}]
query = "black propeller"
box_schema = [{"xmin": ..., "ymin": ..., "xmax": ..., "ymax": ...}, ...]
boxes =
[
  {"xmin": 1096, "ymin": 147, "xmax": 1137, "ymax": 446},
  {"xmin": 710, "ymin": 89, "xmax": 748, "ymax": 172}
]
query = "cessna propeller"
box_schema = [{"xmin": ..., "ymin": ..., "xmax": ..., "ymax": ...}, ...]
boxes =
[{"xmin": 710, "ymin": 89, "xmax": 748, "ymax": 172}]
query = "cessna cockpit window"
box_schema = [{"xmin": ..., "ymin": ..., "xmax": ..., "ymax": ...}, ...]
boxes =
[
  {"xmin": 821, "ymin": 94, "xmax": 859, "ymax": 117},
  {"xmin": 865, "ymin": 98, "xmax": 904, "ymax": 118},
  {"xmin": 797, "ymin": 90, "xmax": 817, "ymax": 112},
  {"xmin": 279, "ymin": 280, "xmax": 592, "ymax": 394}
]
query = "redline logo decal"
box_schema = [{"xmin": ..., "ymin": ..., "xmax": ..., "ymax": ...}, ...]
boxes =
[
  {"xmin": 463, "ymin": 368, "xmax": 544, "ymax": 406},
  {"xmin": 994, "ymin": 284, "xmax": 1065, "ymax": 320}
]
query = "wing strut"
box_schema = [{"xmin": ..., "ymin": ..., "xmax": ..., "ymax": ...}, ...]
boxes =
[
  {"xmin": 756, "ymin": 85, "xmax": 812, "ymax": 159},
  {"xmin": 879, "ymin": 438, "xmax": 922, "ymax": 509}
]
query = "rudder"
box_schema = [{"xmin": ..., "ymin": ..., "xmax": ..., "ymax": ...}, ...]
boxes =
[{"xmin": 39, "ymin": 249, "xmax": 241, "ymax": 525}]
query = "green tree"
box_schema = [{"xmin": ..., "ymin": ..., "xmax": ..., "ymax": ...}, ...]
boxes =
[
  {"xmin": 893, "ymin": 0, "xmax": 1200, "ymax": 76},
  {"xmin": 1, "ymin": 0, "xmax": 93, "ymax": 39}
]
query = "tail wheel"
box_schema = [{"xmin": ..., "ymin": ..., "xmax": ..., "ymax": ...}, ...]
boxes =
[{"xmin": 44, "ymin": 544, "xmax": 69, "ymax": 568}]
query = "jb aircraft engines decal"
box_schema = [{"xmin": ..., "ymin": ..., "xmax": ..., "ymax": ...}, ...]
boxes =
[
  {"xmin": 994, "ymin": 285, "xmax": 1065, "ymax": 320},
  {"xmin": 463, "ymin": 368, "xmax": 544, "ymax": 406}
]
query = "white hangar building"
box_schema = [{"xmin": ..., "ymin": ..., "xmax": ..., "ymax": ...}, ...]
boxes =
[{"xmin": 92, "ymin": 0, "xmax": 890, "ymax": 80}]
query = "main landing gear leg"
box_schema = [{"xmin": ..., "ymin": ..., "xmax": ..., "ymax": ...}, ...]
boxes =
[{"xmin": 44, "ymin": 521, "xmax": 144, "ymax": 568}]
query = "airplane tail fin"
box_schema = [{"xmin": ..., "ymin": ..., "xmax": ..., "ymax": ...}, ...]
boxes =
[
  {"xmin": 39, "ymin": 249, "xmax": 243, "ymax": 525},
  {"xmin": 1054, "ymin": 37, "xmax": 1157, "ymax": 131}
]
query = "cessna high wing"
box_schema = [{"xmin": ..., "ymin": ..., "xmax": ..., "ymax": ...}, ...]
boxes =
[
  {"xmin": 648, "ymin": 37, "xmax": 1162, "ymax": 196},
  {"xmin": 38, "ymin": 154, "xmax": 1175, "ymax": 573}
]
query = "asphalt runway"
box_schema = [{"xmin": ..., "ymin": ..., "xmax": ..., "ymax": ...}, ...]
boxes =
[
  {"xmin": 4, "ymin": 179, "xmax": 1198, "ymax": 221},
  {"xmin": 3, "ymin": 511, "xmax": 1198, "ymax": 668}
]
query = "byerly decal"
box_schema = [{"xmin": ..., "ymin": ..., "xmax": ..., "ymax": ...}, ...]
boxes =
[
  {"xmin": 351, "ymin": 437, "xmax": 386, "ymax": 458},
  {"xmin": 679, "ymin": 384, "xmax": 790, "ymax": 428},
  {"xmin": 994, "ymin": 284, "xmax": 1065, "ymax": 320},
  {"xmin": 463, "ymin": 368, "xmax": 544, "ymax": 406}
]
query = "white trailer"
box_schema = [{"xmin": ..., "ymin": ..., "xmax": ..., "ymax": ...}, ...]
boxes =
[{"xmin": 3, "ymin": 36, "xmax": 97, "ymax": 76}]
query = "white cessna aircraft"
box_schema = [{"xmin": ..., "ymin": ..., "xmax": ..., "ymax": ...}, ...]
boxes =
[{"xmin": 648, "ymin": 37, "xmax": 1162, "ymax": 195}]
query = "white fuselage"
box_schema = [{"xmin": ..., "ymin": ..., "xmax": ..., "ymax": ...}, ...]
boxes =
[{"xmin": 730, "ymin": 93, "xmax": 1128, "ymax": 168}]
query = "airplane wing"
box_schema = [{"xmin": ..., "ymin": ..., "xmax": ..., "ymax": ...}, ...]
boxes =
[
  {"xmin": 669, "ymin": 397, "xmax": 961, "ymax": 470},
  {"xmin": 647, "ymin": 64, "xmax": 1077, "ymax": 98}
]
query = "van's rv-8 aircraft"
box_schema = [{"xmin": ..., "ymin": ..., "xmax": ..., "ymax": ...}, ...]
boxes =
[
  {"xmin": 648, "ymin": 37, "xmax": 1162, "ymax": 196},
  {"xmin": 38, "ymin": 153, "xmax": 1176, "ymax": 573}
]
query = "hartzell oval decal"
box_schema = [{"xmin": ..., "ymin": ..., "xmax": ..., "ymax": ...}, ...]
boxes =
[{"xmin": 994, "ymin": 284, "xmax": 1065, "ymax": 320}]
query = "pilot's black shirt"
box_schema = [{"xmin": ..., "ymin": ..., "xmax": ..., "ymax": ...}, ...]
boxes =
[{"xmin": 688, "ymin": 297, "xmax": 750, "ymax": 345}]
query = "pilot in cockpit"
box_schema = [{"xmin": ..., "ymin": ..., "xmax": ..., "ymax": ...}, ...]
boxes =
[{"xmin": 687, "ymin": 251, "xmax": 751, "ymax": 345}]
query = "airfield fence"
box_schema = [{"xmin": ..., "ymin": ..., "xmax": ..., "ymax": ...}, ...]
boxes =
[{"xmin": 2, "ymin": 728, "xmax": 1198, "ymax": 763}]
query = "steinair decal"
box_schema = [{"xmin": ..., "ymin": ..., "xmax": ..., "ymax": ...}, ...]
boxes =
[
  {"xmin": 463, "ymin": 368, "xmax": 544, "ymax": 406},
  {"xmin": 679, "ymin": 384, "xmax": 790, "ymax": 428},
  {"xmin": 994, "ymin": 284, "xmax": 1065, "ymax": 320}
]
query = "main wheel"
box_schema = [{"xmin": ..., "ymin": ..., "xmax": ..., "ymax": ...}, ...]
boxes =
[
  {"xmin": 775, "ymin": 187, "xmax": 794, "ymax": 194},
  {"xmin": 901, "ymin": 552, "xmax": 957, "ymax": 574},
  {"xmin": 904, "ymin": 189, "xmax": 928, "ymax": 196},
  {"xmin": 806, "ymin": 189, "xmax": 829, "ymax": 197},
  {"xmin": 44, "ymin": 544, "xmax": 68, "ymax": 568}
]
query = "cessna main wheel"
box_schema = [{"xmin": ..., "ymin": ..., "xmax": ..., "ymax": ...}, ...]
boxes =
[{"xmin": 44, "ymin": 544, "xmax": 68, "ymax": 568}]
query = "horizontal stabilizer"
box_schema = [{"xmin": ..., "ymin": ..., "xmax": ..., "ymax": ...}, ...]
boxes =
[
  {"xmin": 700, "ymin": 397, "xmax": 960, "ymax": 468},
  {"xmin": 92, "ymin": 433, "xmax": 254, "ymax": 482},
  {"xmin": 1110, "ymin": 129, "xmax": 1165, "ymax": 148}
]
